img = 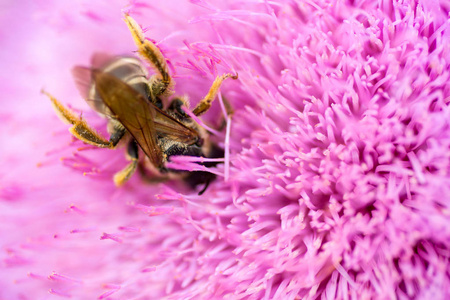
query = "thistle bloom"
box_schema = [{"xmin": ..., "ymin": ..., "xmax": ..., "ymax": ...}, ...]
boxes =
[{"xmin": 1, "ymin": 0, "xmax": 450, "ymax": 299}]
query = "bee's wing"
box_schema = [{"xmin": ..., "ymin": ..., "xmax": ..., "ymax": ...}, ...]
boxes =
[
  {"xmin": 92, "ymin": 69, "xmax": 164, "ymax": 168},
  {"xmin": 152, "ymin": 106, "xmax": 200, "ymax": 144},
  {"xmin": 72, "ymin": 65, "xmax": 114, "ymax": 117},
  {"xmin": 92, "ymin": 70, "xmax": 200, "ymax": 167},
  {"xmin": 72, "ymin": 54, "xmax": 150, "ymax": 118}
]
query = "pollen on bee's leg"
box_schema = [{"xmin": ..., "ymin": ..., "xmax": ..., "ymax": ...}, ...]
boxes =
[
  {"xmin": 123, "ymin": 14, "xmax": 172, "ymax": 97},
  {"xmin": 113, "ymin": 159, "xmax": 138, "ymax": 186},
  {"xmin": 44, "ymin": 89, "xmax": 113, "ymax": 148},
  {"xmin": 69, "ymin": 121, "xmax": 112, "ymax": 148},
  {"xmin": 192, "ymin": 73, "xmax": 238, "ymax": 116},
  {"xmin": 42, "ymin": 90, "xmax": 80, "ymax": 125}
]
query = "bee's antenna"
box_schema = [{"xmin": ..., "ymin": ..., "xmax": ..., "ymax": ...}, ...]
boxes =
[{"xmin": 198, "ymin": 178, "xmax": 211, "ymax": 195}]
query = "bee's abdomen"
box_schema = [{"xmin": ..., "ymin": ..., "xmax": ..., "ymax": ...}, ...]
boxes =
[{"xmin": 102, "ymin": 57, "xmax": 150, "ymax": 97}]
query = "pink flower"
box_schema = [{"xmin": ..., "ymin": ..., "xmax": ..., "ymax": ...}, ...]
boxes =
[{"xmin": 1, "ymin": 0, "xmax": 450, "ymax": 299}]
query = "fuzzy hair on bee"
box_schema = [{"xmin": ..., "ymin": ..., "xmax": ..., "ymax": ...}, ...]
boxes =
[{"xmin": 44, "ymin": 14, "xmax": 237, "ymax": 194}]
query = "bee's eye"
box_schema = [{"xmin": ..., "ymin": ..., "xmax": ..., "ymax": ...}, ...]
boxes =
[{"xmin": 152, "ymin": 97, "xmax": 163, "ymax": 109}]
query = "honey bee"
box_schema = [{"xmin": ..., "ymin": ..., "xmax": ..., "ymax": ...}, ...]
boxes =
[{"xmin": 44, "ymin": 14, "xmax": 237, "ymax": 193}]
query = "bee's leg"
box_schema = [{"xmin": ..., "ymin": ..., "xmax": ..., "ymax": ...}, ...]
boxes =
[
  {"xmin": 107, "ymin": 120, "xmax": 127, "ymax": 147},
  {"xmin": 124, "ymin": 14, "xmax": 172, "ymax": 97},
  {"xmin": 192, "ymin": 73, "xmax": 238, "ymax": 116},
  {"xmin": 113, "ymin": 140, "xmax": 139, "ymax": 186},
  {"xmin": 45, "ymin": 91, "xmax": 119, "ymax": 148}
]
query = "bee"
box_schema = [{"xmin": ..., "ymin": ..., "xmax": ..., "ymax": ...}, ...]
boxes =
[{"xmin": 44, "ymin": 14, "xmax": 237, "ymax": 193}]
